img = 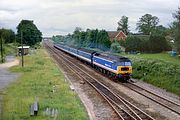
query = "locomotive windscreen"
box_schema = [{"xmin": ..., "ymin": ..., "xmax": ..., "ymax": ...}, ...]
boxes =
[{"xmin": 116, "ymin": 61, "xmax": 132, "ymax": 66}]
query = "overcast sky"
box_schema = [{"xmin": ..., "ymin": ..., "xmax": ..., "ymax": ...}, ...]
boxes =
[{"xmin": 0, "ymin": 0, "xmax": 179, "ymax": 36}]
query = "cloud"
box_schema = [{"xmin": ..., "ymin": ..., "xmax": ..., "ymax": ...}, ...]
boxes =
[{"xmin": 0, "ymin": 0, "xmax": 179, "ymax": 36}]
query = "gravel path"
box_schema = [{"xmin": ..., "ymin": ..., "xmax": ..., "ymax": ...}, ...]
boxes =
[{"xmin": 0, "ymin": 56, "xmax": 19, "ymax": 120}]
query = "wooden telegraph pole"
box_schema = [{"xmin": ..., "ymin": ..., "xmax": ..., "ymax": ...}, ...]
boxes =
[{"xmin": 21, "ymin": 31, "xmax": 24, "ymax": 67}]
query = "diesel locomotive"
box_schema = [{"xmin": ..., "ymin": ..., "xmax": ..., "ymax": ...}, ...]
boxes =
[{"xmin": 54, "ymin": 43, "xmax": 132, "ymax": 81}]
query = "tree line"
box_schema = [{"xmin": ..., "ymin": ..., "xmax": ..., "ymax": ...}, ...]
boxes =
[
  {"xmin": 53, "ymin": 28, "xmax": 111, "ymax": 51},
  {"xmin": 53, "ymin": 28, "xmax": 172, "ymax": 53}
]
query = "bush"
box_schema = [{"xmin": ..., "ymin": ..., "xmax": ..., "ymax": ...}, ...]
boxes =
[
  {"xmin": 33, "ymin": 42, "xmax": 41, "ymax": 49},
  {"xmin": 110, "ymin": 42, "xmax": 122, "ymax": 53},
  {"xmin": 123, "ymin": 34, "xmax": 171, "ymax": 53},
  {"xmin": 124, "ymin": 36, "xmax": 143, "ymax": 52}
]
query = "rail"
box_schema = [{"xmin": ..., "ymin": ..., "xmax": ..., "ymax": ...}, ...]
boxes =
[{"xmin": 44, "ymin": 41, "xmax": 155, "ymax": 120}]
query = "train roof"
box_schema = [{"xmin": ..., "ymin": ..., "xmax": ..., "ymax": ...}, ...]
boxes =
[
  {"xmin": 55, "ymin": 43, "xmax": 130, "ymax": 62},
  {"xmin": 55, "ymin": 43, "xmax": 96, "ymax": 54},
  {"xmin": 95, "ymin": 53, "xmax": 131, "ymax": 62},
  {"xmin": 55, "ymin": 43, "xmax": 78, "ymax": 49},
  {"xmin": 78, "ymin": 48, "xmax": 96, "ymax": 54},
  {"xmin": 69, "ymin": 45, "xmax": 79, "ymax": 49},
  {"xmin": 55, "ymin": 43, "xmax": 65, "ymax": 46}
]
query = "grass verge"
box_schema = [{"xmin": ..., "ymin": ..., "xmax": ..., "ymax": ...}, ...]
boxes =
[
  {"xmin": 125, "ymin": 53, "xmax": 180, "ymax": 64},
  {"xmin": 3, "ymin": 49, "xmax": 88, "ymax": 120}
]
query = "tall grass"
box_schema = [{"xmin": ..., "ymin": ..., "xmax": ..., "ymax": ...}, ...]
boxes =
[
  {"xmin": 4, "ymin": 43, "xmax": 17, "ymax": 55},
  {"xmin": 3, "ymin": 49, "xmax": 88, "ymax": 120},
  {"xmin": 0, "ymin": 43, "xmax": 17, "ymax": 63},
  {"xmin": 128, "ymin": 55, "xmax": 180, "ymax": 95}
]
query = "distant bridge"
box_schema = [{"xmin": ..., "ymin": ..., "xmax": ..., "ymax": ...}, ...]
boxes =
[{"xmin": 43, "ymin": 37, "xmax": 52, "ymax": 40}]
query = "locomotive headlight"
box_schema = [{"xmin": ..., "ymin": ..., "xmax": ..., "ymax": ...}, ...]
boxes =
[
  {"xmin": 129, "ymin": 66, "xmax": 132, "ymax": 73},
  {"xmin": 117, "ymin": 66, "xmax": 121, "ymax": 74},
  {"xmin": 118, "ymin": 66, "xmax": 121, "ymax": 71}
]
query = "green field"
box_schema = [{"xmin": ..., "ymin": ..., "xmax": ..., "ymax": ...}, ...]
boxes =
[
  {"xmin": 126, "ymin": 53, "xmax": 180, "ymax": 64},
  {"xmin": 123, "ymin": 53, "xmax": 180, "ymax": 95},
  {"xmin": 3, "ymin": 49, "xmax": 88, "ymax": 120}
]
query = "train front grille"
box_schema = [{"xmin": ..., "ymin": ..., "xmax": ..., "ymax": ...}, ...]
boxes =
[{"xmin": 121, "ymin": 67, "xmax": 129, "ymax": 71}]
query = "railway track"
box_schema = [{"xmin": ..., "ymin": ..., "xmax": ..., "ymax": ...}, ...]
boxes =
[
  {"xmin": 124, "ymin": 82, "xmax": 180, "ymax": 115},
  {"xmin": 44, "ymin": 41, "xmax": 154, "ymax": 120}
]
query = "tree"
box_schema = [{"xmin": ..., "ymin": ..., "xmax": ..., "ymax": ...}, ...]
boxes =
[
  {"xmin": 136, "ymin": 14, "xmax": 159, "ymax": 35},
  {"xmin": 85, "ymin": 29, "xmax": 98, "ymax": 48},
  {"xmin": 72, "ymin": 27, "xmax": 82, "ymax": 44},
  {"xmin": 124, "ymin": 36, "xmax": 143, "ymax": 52},
  {"xmin": 78, "ymin": 31, "xmax": 87, "ymax": 47},
  {"xmin": 16, "ymin": 20, "xmax": 42, "ymax": 46},
  {"xmin": 173, "ymin": 7, "xmax": 180, "ymax": 53},
  {"xmin": 152, "ymin": 25, "xmax": 168, "ymax": 36},
  {"xmin": 0, "ymin": 28, "xmax": 15, "ymax": 43},
  {"xmin": 73, "ymin": 27, "xmax": 82, "ymax": 34},
  {"xmin": 97, "ymin": 30, "xmax": 111, "ymax": 51},
  {"xmin": 117, "ymin": 16, "xmax": 129, "ymax": 34},
  {"xmin": 148, "ymin": 35, "xmax": 171, "ymax": 53}
]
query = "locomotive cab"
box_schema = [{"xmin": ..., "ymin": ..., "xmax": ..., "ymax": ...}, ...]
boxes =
[
  {"xmin": 116, "ymin": 57, "xmax": 132, "ymax": 80},
  {"xmin": 117, "ymin": 61, "xmax": 132, "ymax": 75}
]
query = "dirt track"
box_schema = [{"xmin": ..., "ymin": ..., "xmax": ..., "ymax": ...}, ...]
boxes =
[{"xmin": 0, "ymin": 56, "xmax": 19, "ymax": 120}]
